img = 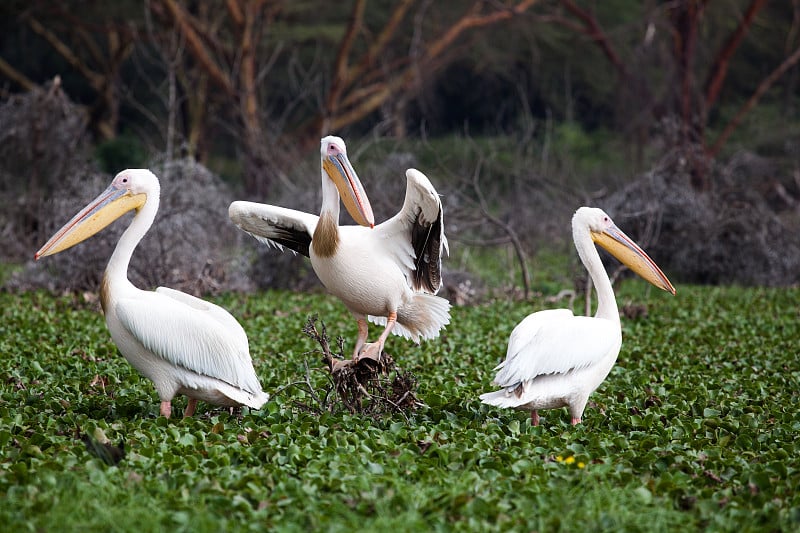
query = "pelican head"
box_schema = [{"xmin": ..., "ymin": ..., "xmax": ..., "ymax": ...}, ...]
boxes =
[
  {"xmin": 35, "ymin": 169, "xmax": 156, "ymax": 259},
  {"xmin": 320, "ymin": 136, "xmax": 374, "ymax": 228},
  {"xmin": 576, "ymin": 207, "xmax": 675, "ymax": 295}
]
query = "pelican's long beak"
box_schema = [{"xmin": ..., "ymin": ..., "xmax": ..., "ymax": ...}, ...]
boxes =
[
  {"xmin": 322, "ymin": 152, "xmax": 375, "ymax": 228},
  {"xmin": 592, "ymin": 225, "xmax": 676, "ymax": 295},
  {"xmin": 35, "ymin": 184, "xmax": 147, "ymax": 259}
]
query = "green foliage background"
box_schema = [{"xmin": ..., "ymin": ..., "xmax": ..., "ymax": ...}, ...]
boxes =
[{"xmin": 1, "ymin": 285, "xmax": 798, "ymax": 531}]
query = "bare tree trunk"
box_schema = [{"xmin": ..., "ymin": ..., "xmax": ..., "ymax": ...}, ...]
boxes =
[
  {"xmin": 238, "ymin": 0, "xmax": 269, "ymax": 196},
  {"xmin": 668, "ymin": 0, "xmax": 710, "ymax": 191},
  {"xmin": 153, "ymin": 0, "xmax": 274, "ymax": 195},
  {"xmin": 186, "ymin": 73, "xmax": 210, "ymax": 160}
]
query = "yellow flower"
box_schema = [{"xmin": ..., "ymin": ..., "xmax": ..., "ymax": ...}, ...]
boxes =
[
  {"xmin": 565, "ymin": 456, "xmax": 575, "ymax": 465},
  {"xmin": 577, "ymin": 462, "xmax": 586, "ymax": 469},
  {"xmin": 556, "ymin": 455, "xmax": 564, "ymax": 463}
]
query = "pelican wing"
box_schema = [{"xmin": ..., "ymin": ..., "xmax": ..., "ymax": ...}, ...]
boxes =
[
  {"xmin": 229, "ymin": 201, "xmax": 318, "ymax": 257},
  {"xmin": 155, "ymin": 286, "xmax": 248, "ymax": 348},
  {"xmin": 375, "ymin": 168, "xmax": 447, "ymax": 294},
  {"xmin": 115, "ymin": 292, "xmax": 262, "ymax": 394},
  {"xmin": 492, "ymin": 309, "xmax": 620, "ymax": 388}
]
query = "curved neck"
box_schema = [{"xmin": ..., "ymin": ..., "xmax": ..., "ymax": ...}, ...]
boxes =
[
  {"xmin": 312, "ymin": 167, "xmax": 343, "ymax": 258},
  {"xmin": 319, "ymin": 169, "xmax": 341, "ymax": 221},
  {"xmin": 574, "ymin": 226, "xmax": 619, "ymax": 323},
  {"xmin": 104, "ymin": 193, "xmax": 158, "ymax": 286}
]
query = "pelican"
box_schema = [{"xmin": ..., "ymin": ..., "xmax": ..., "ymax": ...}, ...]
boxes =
[
  {"xmin": 229, "ymin": 136, "xmax": 450, "ymax": 361},
  {"xmin": 480, "ymin": 207, "xmax": 675, "ymax": 426},
  {"xmin": 35, "ymin": 169, "xmax": 269, "ymax": 418}
]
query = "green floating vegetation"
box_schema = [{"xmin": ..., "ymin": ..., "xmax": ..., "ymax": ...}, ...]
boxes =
[{"xmin": 0, "ymin": 286, "xmax": 799, "ymax": 532}]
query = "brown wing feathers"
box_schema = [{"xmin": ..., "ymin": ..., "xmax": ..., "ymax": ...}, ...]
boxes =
[{"xmin": 411, "ymin": 206, "xmax": 444, "ymax": 294}]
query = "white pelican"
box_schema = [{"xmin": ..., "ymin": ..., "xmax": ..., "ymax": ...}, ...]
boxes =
[
  {"xmin": 35, "ymin": 169, "xmax": 269, "ymax": 418},
  {"xmin": 480, "ymin": 207, "xmax": 675, "ymax": 426},
  {"xmin": 229, "ymin": 136, "xmax": 450, "ymax": 361}
]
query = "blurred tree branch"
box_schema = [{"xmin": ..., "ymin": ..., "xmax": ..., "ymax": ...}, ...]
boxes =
[
  {"xmin": 557, "ymin": 0, "xmax": 627, "ymax": 78},
  {"xmin": 703, "ymin": 0, "xmax": 768, "ymax": 112},
  {"xmin": 709, "ymin": 44, "xmax": 800, "ymax": 157},
  {"xmin": 157, "ymin": 0, "xmax": 236, "ymax": 96},
  {"xmin": 538, "ymin": 0, "xmax": 796, "ymax": 190},
  {"xmin": 151, "ymin": 0, "xmax": 277, "ymax": 195},
  {"xmin": 8, "ymin": 8, "xmax": 135, "ymax": 141},
  {"xmin": 307, "ymin": 0, "xmax": 539, "ymax": 142},
  {"xmin": 1, "ymin": 0, "xmax": 796, "ymax": 201},
  {"xmin": 0, "ymin": 56, "xmax": 36, "ymax": 93}
]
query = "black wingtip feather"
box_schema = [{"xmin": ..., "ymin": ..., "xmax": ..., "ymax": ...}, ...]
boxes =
[
  {"xmin": 411, "ymin": 207, "xmax": 443, "ymax": 293},
  {"xmin": 269, "ymin": 226, "xmax": 312, "ymax": 257}
]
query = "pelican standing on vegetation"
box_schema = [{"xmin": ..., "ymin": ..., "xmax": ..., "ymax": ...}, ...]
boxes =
[
  {"xmin": 35, "ymin": 169, "xmax": 269, "ymax": 418},
  {"xmin": 229, "ymin": 136, "xmax": 450, "ymax": 361},
  {"xmin": 480, "ymin": 207, "xmax": 675, "ymax": 425}
]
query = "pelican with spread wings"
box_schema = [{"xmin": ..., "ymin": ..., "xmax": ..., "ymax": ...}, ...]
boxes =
[
  {"xmin": 36, "ymin": 169, "xmax": 269, "ymax": 418},
  {"xmin": 230, "ymin": 136, "xmax": 450, "ymax": 360}
]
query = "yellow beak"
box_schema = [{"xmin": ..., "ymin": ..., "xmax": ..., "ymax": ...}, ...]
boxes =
[
  {"xmin": 592, "ymin": 225, "xmax": 676, "ymax": 295},
  {"xmin": 322, "ymin": 152, "xmax": 375, "ymax": 228},
  {"xmin": 35, "ymin": 185, "xmax": 146, "ymax": 259}
]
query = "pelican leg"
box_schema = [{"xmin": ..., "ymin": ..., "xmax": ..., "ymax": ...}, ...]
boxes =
[
  {"xmin": 530, "ymin": 410, "xmax": 540, "ymax": 426},
  {"xmin": 374, "ymin": 311, "xmax": 397, "ymax": 352},
  {"xmin": 571, "ymin": 416, "xmax": 581, "ymax": 425},
  {"xmin": 352, "ymin": 318, "xmax": 369, "ymax": 359},
  {"xmin": 160, "ymin": 401, "xmax": 172, "ymax": 419},
  {"xmin": 358, "ymin": 312, "xmax": 397, "ymax": 362},
  {"xmin": 184, "ymin": 398, "xmax": 198, "ymax": 418}
]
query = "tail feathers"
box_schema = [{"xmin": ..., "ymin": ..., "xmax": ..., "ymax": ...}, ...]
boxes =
[
  {"xmin": 479, "ymin": 388, "xmax": 526, "ymax": 408},
  {"xmin": 222, "ymin": 387, "xmax": 270, "ymax": 410},
  {"xmin": 368, "ymin": 293, "xmax": 451, "ymax": 343},
  {"xmin": 245, "ymin": 391, "xmax": 270, "ymax": 410}
]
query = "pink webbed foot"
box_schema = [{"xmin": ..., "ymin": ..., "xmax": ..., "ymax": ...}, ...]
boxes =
[
  {"xmin": 355, "ymin": 312, "xmax": 396, "ymax": 362},
  {"xmin": 160, "ymin": 401, "xmax": 172, "ymax": 419},
  {"xmin": 357, "ymin": 341, "xmax": 384, "ymax": 362}
]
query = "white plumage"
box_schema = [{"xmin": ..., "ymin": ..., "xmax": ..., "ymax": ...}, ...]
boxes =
[
  {"xmin": 230, "ymin": 136, "xmax": 450, "ymax": 360},
  {"xmin": 36, "ymin": 169, "xmax": 269, "ymax": 418},
  {"xmin": 480, "ymin": 207, "xmax": 674, "ymax": 425}
]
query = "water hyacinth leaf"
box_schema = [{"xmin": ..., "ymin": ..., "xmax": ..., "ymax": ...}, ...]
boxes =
[{"xmin": 1, "ymin": 287, "xmax": 799, "ymax": 531}]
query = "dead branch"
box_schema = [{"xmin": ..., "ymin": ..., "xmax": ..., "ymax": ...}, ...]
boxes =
[
  {"xmin": 24, "ymin": 15, "xmax": 106, "ymax": 91},
  {"xmin": 308, "ymin": 0, "xmax": 538, "ymax": 142},
  {"xmin": 302, "ymin": 314, "xmax": 343, "ymax": 373},
  {"xmin": 350, "ymin": 0, "xmax": 415, "ymax": 83},
  {"xmin": 0, "ymin": 56, "xmax": 37, "ymax": 91},
  {"xmin": 328, "ymin": 0, "xmax": 366, "ymax": 115},
  {"xmin": 157, "ymin": 0, "xmax": 236, "ymax": 96},
  {"xmin": 18, "ymin": 12, "xmax": 134, "ymax": 141},
  {"xmin": 226, "ymin": 0, "xmax": 245, "ymax": 26},
  {"xmin": 703, "ymin": 0, "xmax": 769, "ymax": 111},
  {"xmin": 709, "ymin": 44, "xmax": 800, "ymax": 157},
  {"xmin": 558, "ymin": 0, "xmax": 628, "ymax": 78},
  {"xmin": 468, "ymin": 157, "xmax": 532, "ymax": 300},
  {"xmin": 669, "ymin": 1, "xmax": 708, "ymax": 143},
  {"xmin": 299, "ymin": 316, "xmax": 420, "ymax": 417}
]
